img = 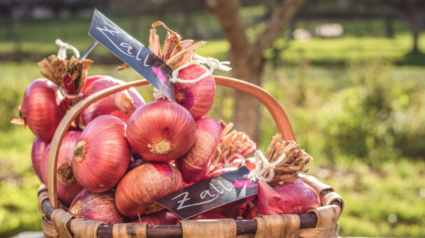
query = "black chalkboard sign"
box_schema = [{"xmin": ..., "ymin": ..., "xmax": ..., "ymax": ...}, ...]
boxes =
[
  {"xmin": 88, "ymin": 9, "xmax": 175, "ymax": 100},
  {"xmin": 156, "ymin": 166, "xmax": 271, "ymax": 219}
]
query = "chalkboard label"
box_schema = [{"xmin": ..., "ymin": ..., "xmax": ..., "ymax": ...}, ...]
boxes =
[
  {"xmin": 88, "ymin": 9, "xmax": 175, "ymax": 100},
  {"xmin": 156, "ymin": 166, "xmax": 271, "ymax": 219}
]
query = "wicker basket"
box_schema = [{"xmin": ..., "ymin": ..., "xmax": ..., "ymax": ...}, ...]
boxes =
[{"xmin": 38, "ymin": 76, "xmax": 345, "ymax": 238}]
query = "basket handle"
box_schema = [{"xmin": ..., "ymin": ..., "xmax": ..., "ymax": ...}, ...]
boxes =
[{"xmin": 47, "ymin": 76, "xmax": 295, "ymax": 208}]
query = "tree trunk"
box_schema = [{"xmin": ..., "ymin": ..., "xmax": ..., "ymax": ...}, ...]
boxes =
[
  {"xmin": 230, "ymin": 49, "xmax": 265, "ymax": 142},
  {"xmin": 411, "ymin": 11, "xmax": 421, "ymax": 53},
  {"xmin": 385, "ymin": 16, "xmax": 394, "ymax": 38},
  {"xmin": 208, "ymin": 0, "xmax": 305, "ymax": 142}
]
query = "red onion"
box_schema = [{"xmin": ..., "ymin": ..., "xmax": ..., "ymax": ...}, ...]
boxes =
[
  {"xmin": 80, "ymin": 77, "xmax": 145, "ymax": 126},
  {"xmin": 191, "ymin": 213, "xmax": 227, "ymax": 220},
  {"xmin": 132, "ymin": 211, "xmax": 180, "ymax": 226},
  {"xmin": 31, "ymin": 137, "xmax": 48, "ymax": 182},
  {"xmin": 176, "ymin": 118, "xmax": 222, "ymax": 183},
  {"xmin": 69, "ymin": 189, "xmax": 124, "ymax": 225},
  {"xmin": 81, "ymin": 75, "xmax": 112, "ymax": 93},
  {"xmin": 40, "ymin": 131, "xmax": 83, "ymax": 205},
  {"xmin": 247, "ymin": 180, "xmax": 320, "ymax": 219},
  {"xmin": 19, "ymin": 78, "xmax": 64, "ymax": 142},
  {"xmin": 174, "ymin": 64, "xmax": 215, "ymax": 120},
  {"xmin": 72, "ymin": 115, "xmax": 131, "ymax": 193},
  {"xmin": 115, "ymin": 163, "xmax": 183, "ymax": 217},
  {"xmin": 127, "ymin": 100, "xmax": 196, "ymax": 162}
]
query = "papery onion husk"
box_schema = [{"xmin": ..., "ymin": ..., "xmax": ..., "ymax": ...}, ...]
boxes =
[
  {"xmin": 40, "ymin": 131, "xmax": 83, "ymax": 205},
  {"xmin": 115, "ymin": 163, "xmax": 183, "ymax": 217},
  {"xmin": 229, "ymin": 157, "xmax": 256, "ymax": 171},
  {"xmin": 216, "ymin": 121, "xmax": 256, "ymax": 166},
  {"xmin": 19, "ymin": 79, "xmax": 64, "ymax": 142},
  {"xmin": 127, "ymin": 100, "xmax": 196, "ymax": 162},
  {"xmin": 80, "ymin": 77, "xmax": 145, "ymax": 126},
  {"xmin": 174, "ymin": 64, "xmax": 216, "ymax": 120},
  {"xmin": 72, "ymin": 115, "xmax": 131, "ymax": 193},
  {"xmin": 191, "ymin": 213, "xmax": 227, "ymax": 220},
  {"xmin": 69, "ymin": 189, "xmax": 124, "ymax": 225},
  {"xmin": 38, "ymin": 55, "xmax": 93, "ymax": 108},
  {"xmin": 176, "ymin": 118, "xmax": 222, "ymax": 183},
  {"xmin": 31, "ymin": 137, "xmax": 48, "ymax": 182},
  {"xmin": 204, "ymin": 167, "xmax": 238, "ymax": 179},
  {"xmin": 132, "ymin": 211, "xmax": 180, "ymax": 226}
]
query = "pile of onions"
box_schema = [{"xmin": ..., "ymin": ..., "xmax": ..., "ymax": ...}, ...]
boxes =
[
  {"xmin": 80, "ymin": 77, "xmax": 145, "ymax": 126},
  {"xmin": 176, "ymin": 118, "xmax": 222, "ymax": 183},
  {"xmin": 72, "ymin": 115, "xmax": 131, "ymax": 193},
  {"xmin": 115, "ymin": 163, "xmax": 183, "ymax": 217},
  {"xmin": 19, "ymin": 78, "xmax": 64, "ymax": 142},
  {"xmin": 174, "ymin": 64, "xmax": 216, "ymax": 120},
  {"xmin": 133, "ymin": 211, "xmax": 180, "ymax": 226},
  {"xmin": 40, "ymin": 131, "xmax": 82, "ymax": 205},
  {"xmin": 69, "ymin": 189, "xmax": 124, "ymax": 225},
  {"xmin": 127, "ymin": 100, "xmax": 196, "ymax": 162},
  {"xmin": 31, "ymin": 137, "xmax": 48, "ymax": 182}
]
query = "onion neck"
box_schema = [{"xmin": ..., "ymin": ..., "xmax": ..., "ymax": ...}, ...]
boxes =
[
  {"xmin": 115, "ymin": 93, "xmax": 135, "ymax": 114},
  {"xmin": 73, "ymin": 141, "xmax": 86, "ymax": 162},
  {"xmin": 69, "ymin": 201, "xmax": 82, "ymax": 217},
  {"xmin": 150, "ymin": 140, "xmax": 171, "ymax": 154},
  {"xmin": 58, "ymin": 162, "xmax": 76, "ymax": 185}
]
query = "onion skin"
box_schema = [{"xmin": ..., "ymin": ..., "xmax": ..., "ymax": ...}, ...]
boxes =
[
  {"xmin": 80, "ymin": 77, "xmax": 145, "ymax": 125},
  {"xmin": 191, "ymin": 213, "xmax": 227, "ymax": 220},
  {"xmin": 176, "ymin": 118, "xmax": 222, "ymax": 183},
  {"xmin": 20, "ymin": 78, "xmax": 64, "ymax": 142},
  {"xmin": 246, "ymin": 180, "xmax": 320, "ymax": 219},
  {"xmin": 40, "ymin": 131, "xmax": 83, "ymax": 205},
  {"xmin": 69, "ymin": 189, "xmax": 124, "ymax": 225},
  {"xmin": 127, "ymin": 100, "xmax": 196, "ymax": 162},
  {"xmin": 174, "ymin": 64, "xmax": 215, "ymax": 120},
  {"xmin": 115, "ymin": 163, "xmax": 183, "ymax": 217},
  {"xmin": 132, "ymin": 211, "xmax": 180, "ymax": 226},
  {"xmin": 204, "ymin": 167, "xmax": 238, "ymax": 179},
  {"xmin": 81, "ymin": 75, "xmax": 112, "ymax": 93},
  {"xmin": 31, "ymin": 137, "xmax": 48, "ymax": 182},
  {"xmin": 72, "ymin": 115, "xmax": 131, "ymax": 193}
]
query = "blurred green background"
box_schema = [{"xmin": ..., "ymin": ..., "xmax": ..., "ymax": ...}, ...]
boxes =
[{"xmin": 1, "ymin": 1, "xmax": 425, "ymax": 237}]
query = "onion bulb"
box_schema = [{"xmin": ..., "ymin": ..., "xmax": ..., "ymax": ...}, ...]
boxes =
[
  {"xmin": 174, "ymin": 64, "xmax": 215, "ymax": 120},
  {"xmin": 115, "ymin": 163, "xmax": 183, "ymax": 217},
  {"xmin": 72, "ymin": 115, "xmax": 131, "ymax": 193},
  {"xmin": 31, "ymin": 137, "xmax": 48, "ymax": 182},
  {"xmin": 127, "ymin": 100, "xmax": 196, "ymax": 162},
  {"xmin": 40, "ymin": 131, "xmax": 83, "ymax": 205},
  {"xmin": 19, "ymin": 78, "xmax": 64, "ymax": 142},
  {"xmin": 80, "ymin": 77, "xmax": 144, "ymax": 126},
  {"xmin": 176, "ymin": 118, "xmax": 222, "ymax": 183},
  {"xmin": 133, "ymin": 211, "xmax": 180, "ymax": 226},
  {"xmin": 69, "ymin": 189, "xmax": 124, "ymax": 225}
]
